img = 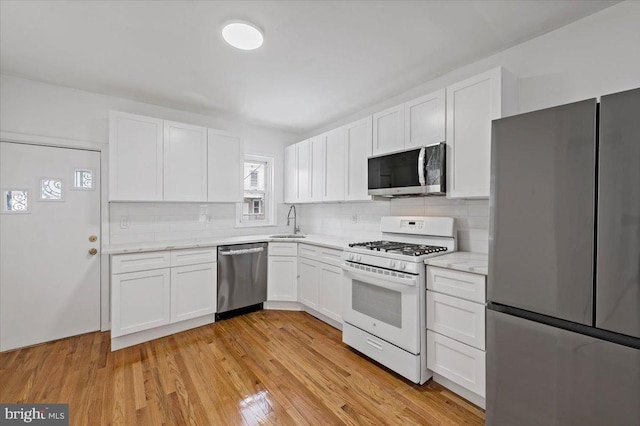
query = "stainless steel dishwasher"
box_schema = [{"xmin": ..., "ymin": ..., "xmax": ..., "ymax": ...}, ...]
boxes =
[{"xmin": 216, "ymin": 242, "xmax": 268, "ymax": 319}]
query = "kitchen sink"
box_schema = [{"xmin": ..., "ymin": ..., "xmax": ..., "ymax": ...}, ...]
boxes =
[{"xmin": 269, "ymin": 234, "xmax": 306, "ymax": 239}]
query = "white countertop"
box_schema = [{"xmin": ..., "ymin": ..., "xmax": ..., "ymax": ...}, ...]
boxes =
[
  {"xmin": 425, "ymin": 252, "xmax": 488, "ymax": 275},
  {"xmin": 103, "ymin": 234, "xmax": 354, "ymax": 255}
]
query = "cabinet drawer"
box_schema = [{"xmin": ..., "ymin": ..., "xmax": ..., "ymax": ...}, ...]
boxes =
[
  {"xmin": 318, "ymin": 247, "xmax": 343, "ymax": 267},
  {"xmin": 427, "ymin": 266, "xmax": 485, "ymax": 303},
  {"xmin": 427, "ymin": 330, "xmax": 486, "ymax": 397},
  {"xmin": 298, "ymin": 244, "xmax": 319, "ymax": 260},
  {"xmin": 427, "ymin": 291, "xmax": 485, "ymax": 350},
  {"xmin": 269, "ymin": 242, "xmax": 297, "ymax": 257},
  {"xmin": 343, "ymin": 323, "xmax": 420, "ymax": 383},
  {"xmin": 170, "ymin": 247, "xmax": 216, "ymax": 267},
  {"xmin": 112, "ymin": 251, "xmax": 171, "ymax": 274}
]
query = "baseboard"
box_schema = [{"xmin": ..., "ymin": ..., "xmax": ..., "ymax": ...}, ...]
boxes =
[
  {"xmin": 432, "ymin": 372, "xmax": 486, "ymax": 409},
  {"xmin": 263, "ymin": 301, "xmax": 303, "ymax": 311},
  {"xmin": 110, "ymin": 315, "xmax": 214, "ymax": 351}
]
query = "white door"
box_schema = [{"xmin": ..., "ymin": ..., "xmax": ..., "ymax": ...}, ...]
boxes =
[
  {"xmin": 404, "ymin": 89, "xmax": 446, "ymax": 149},
  {"xmin": 0, "ymin": 142, "xmax": 101, "ymax": 351},
  {"xmin": 170, "ymin": 263, "xmax": 216, "ymax": 323},
  {"xmin": 345, "ymin": 116, "xmax": 372, "ymax": 201},
  {"xmin": 296, "ymin": 140, "xmax": 311, "ymax": 202},
  {"xmin": 284, "ymin": 144, "xmax": 298, "ymax": 204},
  {"xmin": 318, "ymin": 263, "xmax": 343, "ymax": 323},
  {"xmin": 323, "ymin": 127, "xmax": 346, "ymax": 201},
  {"xmin": 298, "ymin": 257, "xmax": 319, "ymax": 309},
  {"xmin": 208, "ymin": 130, "xmax": 243, "ymax": 203},
  {"xmin": 372, "ymin": 104, "xmax": 405, "ymax": 155}
]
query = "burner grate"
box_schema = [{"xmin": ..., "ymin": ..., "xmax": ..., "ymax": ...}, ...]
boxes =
[{"xmin": 348, "ymin": 240, "xmax": 448, "ymax": 256}]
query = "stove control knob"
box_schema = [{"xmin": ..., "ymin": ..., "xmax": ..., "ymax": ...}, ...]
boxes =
[
  {"xmin": 398, "ymin": 262, "xmax": 406, "ymax": 270},
  {"xmin": 389, "ymin": 260, "xmax": 396, "ymax": 268},
  {"xmin": 356, "ymin": 255, "xmax": 362, "ymax": 262},
  {"xmin": 348, "ymin": 253, "xmax": 354, "ymax": 261}
]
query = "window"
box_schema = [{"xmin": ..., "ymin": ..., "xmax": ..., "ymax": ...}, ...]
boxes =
[
  {"xmin": 236, "ymin": 155, "xmax": 274, "ymax": 227},
  {"xmin": 73, "ymin": 169, "xmax": 94, "ymax": 190}
]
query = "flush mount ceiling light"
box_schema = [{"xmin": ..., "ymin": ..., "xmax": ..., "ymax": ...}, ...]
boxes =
[{"xmin": 221, "ymin": 21, "xmax": 264, "ymax": 50}]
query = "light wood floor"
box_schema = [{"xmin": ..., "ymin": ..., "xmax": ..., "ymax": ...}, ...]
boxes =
[{"xmin": 0, "ymin": 310, "xmax": 485, "ymax": 425}]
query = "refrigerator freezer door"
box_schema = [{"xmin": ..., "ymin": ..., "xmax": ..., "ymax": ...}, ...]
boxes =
[
  {"xmin": 596, "ymin": 88, "xmax": 640, "ymax": 339},
  {"xmin": 487, "ymin": 310, "xmax": 640, "ymax": 426},
  {"xmin": 489, "ymin": 99, "xmax": 596, "ymax": 325}
]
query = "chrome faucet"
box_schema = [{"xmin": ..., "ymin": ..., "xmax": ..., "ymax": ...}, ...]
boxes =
[{"xmin": 286, "ymin": 204, "xmax": 300, "ymax": 234}]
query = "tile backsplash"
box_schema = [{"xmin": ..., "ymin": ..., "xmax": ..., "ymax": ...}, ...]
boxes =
[
  {"xmin": 298, "ymin": 197, "xmax": 489, "ymax": 253},
  {"xmin": 109, "ymin": 197, "xmax": 490, "ymax": 253},
  {"xmin": 108, "ymin": 203, "xmax": 292, "ymax": 245}
]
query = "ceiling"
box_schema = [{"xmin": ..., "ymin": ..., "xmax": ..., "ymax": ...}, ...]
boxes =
[{"xmin": 0, "ymin": 1, "xmax": 619, "ymax": 133}]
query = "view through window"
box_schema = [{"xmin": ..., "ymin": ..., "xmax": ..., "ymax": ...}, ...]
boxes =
[{"xmin": 237, "ymin": 155, "xmax": 274, "ymax": 226}]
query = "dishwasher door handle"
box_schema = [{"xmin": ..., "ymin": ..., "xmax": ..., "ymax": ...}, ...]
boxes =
[{"xmin": 219, "ymin": 247, "xmax": 265, "ymax": 256}]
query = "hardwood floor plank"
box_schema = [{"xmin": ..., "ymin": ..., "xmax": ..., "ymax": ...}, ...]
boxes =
[{"xmin": 0, "ymin": 310, "xmax": 485, "ymax": 425}]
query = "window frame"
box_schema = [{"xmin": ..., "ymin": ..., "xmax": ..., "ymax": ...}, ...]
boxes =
[{"xmin": 235, "ymin": 154, "xmax": 275, "ymax": 228}]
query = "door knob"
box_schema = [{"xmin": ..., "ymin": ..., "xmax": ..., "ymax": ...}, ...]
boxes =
[
  {"xmin": 88, "ymin": 248, "xmax": 98, "ymax": 255},
  {"xmin": 89, "ymin": 235, "xmax": 98, "ymax": 242}
]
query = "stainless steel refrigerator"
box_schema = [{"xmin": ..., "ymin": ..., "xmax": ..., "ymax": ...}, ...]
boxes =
[{"xmin": 487, "ymin": 88, "xmax": 640, "ymax": 425}]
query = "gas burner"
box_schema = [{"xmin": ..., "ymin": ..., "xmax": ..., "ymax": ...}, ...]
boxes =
[{"xmin": 348, "ymin": 240, "xmax": 448, "ymax": 257}]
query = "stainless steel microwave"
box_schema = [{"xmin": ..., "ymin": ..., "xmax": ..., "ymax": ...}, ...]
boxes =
[{"xmin": 368, "ymin": 143, "xmax": 446, "ymax": 197}]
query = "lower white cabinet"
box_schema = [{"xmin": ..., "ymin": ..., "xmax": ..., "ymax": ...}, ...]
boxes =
[
  {"xmin": 267, "ymin": 243, "xmax": 298, "ymax": 302},
  {"xmin": 111, "ymin": 248, "xmax": 217, "ymax": 339},
  {"xmin": 298, "ymin": 257, "xmax": 319, "ymax": 309},
  {"xmin": 427, "ymin": 330, "xmax": 486, "ymax": 397},
  {"xmin": 112, "ymin": 268, "xmax": 171, "ymax": 337},
  {"xmin": 426, "ymin": 265, "xmax": 487, "ymax": 401},
  {"xmin": 317, "ymin": 263, "xmax": 342, "ymax": 323},
  {"xmin": 297, "ymin": 244, "xmax": 343, "ymax": 324},
  {"xmin": 170, "ymin": 263, "xmax": 216, "ymax": 323}
]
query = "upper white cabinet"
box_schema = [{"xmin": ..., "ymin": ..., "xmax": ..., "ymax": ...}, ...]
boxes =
[
  {"xmin": 297, "ymin": 139, "xmax": 311, "ymax": 203},
  {"xmin": 109, "ymin": 111, "xmax": 243, "ymax": 202},
  {"xmin": 405, "ymin": 89, "xmax": 446, "ymax": 149},
  {"xmin": 344, "ymin": 116, "xmax": 372, "ymax": 201},
  {"xmin": 208, "ymin": 130, "xmax": 243, "ymax": 203},
  {"xmin": 284, "ymin": 144, "xmax": 298, "ymax": 204},
  {"xmin": 446, "ymin": 67, "xmax": 517, "ymax": 198},
  {"xmin": 164, "ymin": 121, "xmax": 208, "ymax": 202},
  {"xmin": 309, "ymin": 135, "xmax": 324, "ymax": 202},
  {"xmin": 373, "ymin": 104, "xmax": 405, "ymax": 155},
  {"xmin": 109, "ymin": 111, "xmax": 164, "ymax": 201},
  {"xmin": 323, "ymin": 127, "xmax": 346, "ymax": 201}
]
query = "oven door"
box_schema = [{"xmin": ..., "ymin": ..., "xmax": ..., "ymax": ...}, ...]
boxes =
[{"xmin": 343, "ymin": 262, "xmax": 420, "ymax": 354}]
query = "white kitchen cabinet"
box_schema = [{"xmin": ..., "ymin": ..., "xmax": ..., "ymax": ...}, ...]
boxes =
[
  {"xmin": 267, "ymin": 243, "xmax": 298, "ymax": 302},
  {"xmin": 426, "ymin": 264, "xmax": 487, "ymax": 403},
  {"xmin": 170, "ymin": 263, "xmax": 216, "ymax": 323},
  {"xmin": 297, "ymin": 139, "xmax": 311, "ymax": 203},
  {"xmin": 298, "ymin": 257, "xmax": 319, "ymax": 310},
  {"xmin": 284, "ymin": 144, "xmax": 298, "ymax": 204},
  {"xmin": 344, "ymin": 116, "xmax": 372, "ymax": 201},
  {"xmin": 207, "ymin": 130, "xmax": 243, "ymax": 202},
  {"xmin": 309, "ymin": 135, "xmax": 324, "ymax": 202},
  {"xmin": 323, "ymin": 127, "xmax": 346, "ymax": 201},
  {"xmin": 427, "ymin": 330, "xmax": 486, "ymax": 397},
  {"xmin": 297, "ymin": 244, "xmax": 343, "ymax": 325},
  {"xmin": 109, "ymin": 111, "xmax": 164, "ymax": 201},
  {"xmin": 318, "ymin": 262, "xmax": 342, "ymax": 323},
  {"xmin": 405, "ymin": 89, "xmax": 446, "ymax": 149},
  {"xmin": 373, "ymin": 104, "xmax": 405, "ymax": 155},
  {"xmin": 446, "ymin": 67, "xmax": 518, "ymax": 198},
  {"xmin": 163, "ymin": 121, "xmax": 208, "ymax": 201},
  {"xmin": 111, "ymin": 268, "xmax": 171, "ymax": 337}
]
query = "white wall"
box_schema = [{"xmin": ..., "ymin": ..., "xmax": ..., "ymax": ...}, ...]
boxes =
[
  {"xmin": 298, "ymin": 1, "xmax": 640, "ymax": 253},
  {"xmin": 0, "ymin": 74, "xmax": 301, "ymax": 243}
]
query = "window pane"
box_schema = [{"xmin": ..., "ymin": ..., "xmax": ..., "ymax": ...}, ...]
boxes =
[
  {"xmin": 4, "ymin": 190, "xmax": 28, "ymax": 212},
  {"xmin": 40, "ymin": 178, "xmax": 63, "ymax": 200},
  {"xmin": 74, "ymin": 169, "xmax": 93, "ymax": 189},
  {"xmin": 244, "ymin": 161, "xmax": 265, "ymax": 191},
  {"xmin": 242, "ymin": 192, "xmax": 266, "ymax": 221}
]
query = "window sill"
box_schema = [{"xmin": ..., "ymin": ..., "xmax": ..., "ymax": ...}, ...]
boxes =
[{"xmin": 235, "ymin": 221, "xmax": 276, "ymax": 229}]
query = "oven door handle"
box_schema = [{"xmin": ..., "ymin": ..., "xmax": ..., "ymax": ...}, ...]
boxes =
[{"xmin": 343, "ymin": 264, "xmax": 418, "ymax": 289}]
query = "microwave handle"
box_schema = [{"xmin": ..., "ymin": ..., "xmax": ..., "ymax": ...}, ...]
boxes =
[{"xmin": 418, "ymin": 147, "xmax": 426, "ymax": 186}]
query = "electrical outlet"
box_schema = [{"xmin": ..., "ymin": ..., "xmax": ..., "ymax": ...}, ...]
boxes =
[{"xmin": 120, "ymin": 216, "xmax": 129, "ymax": 229}]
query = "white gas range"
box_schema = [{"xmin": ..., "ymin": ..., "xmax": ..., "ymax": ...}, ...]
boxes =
[{"xmin": 341, "ymin": 216, "xmax": 456, "ymax": 384}]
